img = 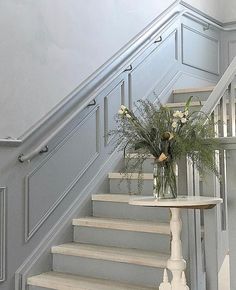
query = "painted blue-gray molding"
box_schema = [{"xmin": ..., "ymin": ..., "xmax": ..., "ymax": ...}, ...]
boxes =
[{"xmin": 0, "ymin": 187, "xmax": 6, "ymax": 283}]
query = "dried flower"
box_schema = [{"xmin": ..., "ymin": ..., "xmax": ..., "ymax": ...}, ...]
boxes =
[
  {"xmin": 162, "ymin": 132, "xmax": 174, "ymax": 140},
  {"xmin": 158, "ymin": 153, "xmax": 168, "ymax": 162}
]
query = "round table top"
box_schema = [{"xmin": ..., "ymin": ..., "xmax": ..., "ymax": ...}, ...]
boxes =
[{"xmin": 129, "ymin": 195, "xmax": 223, "ymax": 209}]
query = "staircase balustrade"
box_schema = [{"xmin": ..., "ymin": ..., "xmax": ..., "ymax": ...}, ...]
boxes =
[{"xmin": 187, "ymin": 57, "xmax": 236, "ymax": 290}]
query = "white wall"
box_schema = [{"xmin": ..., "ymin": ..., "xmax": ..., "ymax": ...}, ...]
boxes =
[
  {"xmin": 184, "ymin": 0, "xmax": 236, "ymax": 23},
  {"xmin": 220, "ymin": 0, "xmax": 236, "ymax": 23},
  {"xmin": 0, "ymin": 0, "xmax": 175, "ymax": 138},
  {"xmin": 183, "ymin": 0, "xmax": 222, "ymax": 22}
]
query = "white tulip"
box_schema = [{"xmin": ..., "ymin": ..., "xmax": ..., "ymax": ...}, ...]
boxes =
[
  {"xmin": 118, "ymin": 109, "xmax": 124, "ymax": 115},
  {"xmin": 120, "ymin": 105, "xmax": 127, "ymax": 110},
  {"xmin": 181, "ymin": 117, "xmax": 187, "ymax": 123},
  {"xmin": 126, "ymin": 114, "xmax": 132, "ymax": 119},
  {"xmin": 184, "ymin": 110, "xmax": 189, "ymax": 116}
]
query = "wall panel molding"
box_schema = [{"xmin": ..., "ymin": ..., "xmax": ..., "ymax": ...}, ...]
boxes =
[
  {"xmin": 228, "ymin": 40, "xmax": 236, "ymax": 65},
  {"xmin": 0, "ymin": 187, "xmax": 6, "ymax": 282},
  {"xmin": 24, "ymin": 107, "xmax": 100, "ymax": 242},
  {"xmin": 182, "ymin": 24, "xmax": 220, "ymax": 75},
  {"xmin": 104, "ymin": 80, "xmax": 125, "ymax": 146},
  {"xmin": 130, "ymin": 28, "xmax": 178, "ymax": 105}
]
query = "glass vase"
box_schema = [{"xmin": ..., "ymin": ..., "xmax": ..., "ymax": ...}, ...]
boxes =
[{"xmin": 153, "ymin": 161, "xmax": 177, "ymax": 199}]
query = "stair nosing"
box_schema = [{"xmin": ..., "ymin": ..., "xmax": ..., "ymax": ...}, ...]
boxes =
[
  {"xmin": 165, "ymin": 101, "xmax": 205, "ymax": 108},
  {"xmin": 172, "ymin": 86, "xmax": 215, "ymax": 94},
  {"xmin": 92, "ymin": 194, "xmax": 134, "ymax": 203},
  {"xmin": 108, "ymin": 172, "xmax": 153, "ymax": 180},
  {"xmin": 72, "ymin": 217, "xmax": 170, "ymax": 235},
  {"xmin": 51, "ymin": 243, "xmax": 169, "ymax": 268},
  {"xmin": 27, "ymin": 271, "xmax": 156, "ymax": 290}
]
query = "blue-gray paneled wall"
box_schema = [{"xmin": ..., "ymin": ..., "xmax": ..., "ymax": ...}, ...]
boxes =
[{"xmin": 0, "ymin": 4, "xmax": 234, "ymax": 290}]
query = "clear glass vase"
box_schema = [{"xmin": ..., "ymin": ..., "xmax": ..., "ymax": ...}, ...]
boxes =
[{"xmin": 153, "ymin": 161, "xmax": 177, "ymax": 199}]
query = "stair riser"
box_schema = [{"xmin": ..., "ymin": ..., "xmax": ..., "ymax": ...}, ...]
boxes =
[
  {"xmin": 109, "ymin": 178, "xmax": 153, "ymax": 194},
  {"xmin": 93, "ymin": 201, "xmax": 170, "ymax": 222},
  {"xmin": 167, "ymin": 106, "xmax": 202, "ymax": 112},
  {"xmin": 74, "ymin": 227, "xmax": 170, "ymax": 253},
  {"xmin": 28, "ymin": 287, "xmax": 50, "ymax": 290},
  {"xmin": 173, "ymin": 91, "xmax": 211, "ymax": 102},
  {"xmin": 125, "ymin": 158, "xmax": 154, "ymax": 173},
  {"xmin": 53, "ymin": 254, "xmax": 165, "ymax": 287}
]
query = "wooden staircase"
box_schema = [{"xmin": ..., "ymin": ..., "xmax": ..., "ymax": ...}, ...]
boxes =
[{"xmin": 27, "ymin": 86, "xmax": 213, "ymax": 290}]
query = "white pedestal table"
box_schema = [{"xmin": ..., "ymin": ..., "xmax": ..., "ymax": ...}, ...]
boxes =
[{"xmin": 129, "ymin": 196, "xmax": 222, "ymax": 290}]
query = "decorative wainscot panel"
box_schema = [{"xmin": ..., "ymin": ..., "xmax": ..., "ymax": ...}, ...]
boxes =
[
  {"xmin": 129, "ymin": 27, "xmax": 178, "ymax": 106},
  {"xmin": 181, "ymin": 24, "xmax": 220, "ymax": 75},
  {"xmin": 0, "ymin": 187, "xmax": 6, "ymax": 282},
  {"xmin": 104, "ymin": 79, "xmax": 125, "ymax": 146},
  {"xmin": 25, "ymin": 107, "xmax": 100, "ymax": 241},
  {"xmin": 229, "ymin": 40, "xmax": 236, "ymax": 64}
]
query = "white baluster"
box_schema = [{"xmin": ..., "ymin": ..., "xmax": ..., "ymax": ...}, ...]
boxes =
[
  {"xmin": 181, "ymin": 271, "xmax": 189, "ymax": 289},
  {"xmin": 159, "ymin": 269, "xmax": 171, "ymax": 290},
  {"xmin": 229, "ymin": 80, "xmax": 236, "ymax": 136}
]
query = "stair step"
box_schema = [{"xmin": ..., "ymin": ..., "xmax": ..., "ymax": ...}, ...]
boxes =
[
  {"xmin": 108, "ymin": 173, "xmax": 153, "ymax": 194},
  {"xmin": 126, "ymin": 153, "xmax": 154, "ymax": 159},
  {"xmin": 92, "ymin": 194, "xmax": 170, "ymax": 222},
  {"xmin": 73, "ymin": 217, "xmax": 170, "ymax": 235},
  {"xmin": 92, "ymin": 193, "xmax": 131, "ymax": 203},
  {"xmin": 27, "ymin": 271, "xmax": 155, "ymax": 290},
  {"xmin": 172, "ymin": 86, "xmax": 214, "ymax": 102},
  {"xmin": 51, "ymin": 243, "xmax": 168, "ymax": 268},
  {"xmin": 108, "ymin": 172, "xmax": 153, "ymax": 180},
  {"xmin": 165, "ymin": 101, "xmax": 205, "ymax": 108},
  {"xmin": 172, "ymin": 86, "xmax": 215, "ymax": 94}
]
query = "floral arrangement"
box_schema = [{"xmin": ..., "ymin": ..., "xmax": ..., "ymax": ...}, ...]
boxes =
[{"xmin": 110, "ymin": 98, "xmax": 219, "ymax": 198}]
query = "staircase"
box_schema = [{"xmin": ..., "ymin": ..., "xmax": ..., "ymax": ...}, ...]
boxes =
[{"xmin": 27, "ymin": 86, "xmax": 215, "ymax": 290}]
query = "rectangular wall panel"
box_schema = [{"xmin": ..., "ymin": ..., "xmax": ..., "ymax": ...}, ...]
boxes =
[
  {"xmin": 229, "ymin": 40, "xmax": 236, "ymax": 64},
  {"xmin": 104, "ymin": 81, "xmax": 124, "ymax": 145},
  {"xmin": 130, "ymin": 29, "xmax": 178, "ymax": 105},
  {"xmin": 0, "ymin": 187, "xmax": 6, "ymax": 282},
  {"xmin": 25, "ymin": 107, "xmax": 100, "ymax": 241},
  {"xmin": 182, "ymin": 25, "xmax": 219, "ymax": 75}
]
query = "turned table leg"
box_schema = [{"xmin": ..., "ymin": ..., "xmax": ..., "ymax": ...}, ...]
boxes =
[{"xmin": 159, "ymin": 208, "xmax": 189, "ymax": 290}]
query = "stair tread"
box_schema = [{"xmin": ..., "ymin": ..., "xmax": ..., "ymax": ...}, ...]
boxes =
[
  {"xmin": 51, "ymin": 243, "xmax": 169, "ymax": 268},
  {"xmin": 165, "ymin": 101, "xmax": 205, "ymax": 108},
  {"xmin": 108, "ymin": 172, "xmax": 153, "ymax": 180},
  {"xmin": 72, "ymin": 217, "xmax": 170, "ymax": 235},
  {"xmin": 172, "ymin": 86, "xmax": 215, "ymax": 94},
  {"xmin": 92, "ymin": 194, "xmax": 132, "ymax": 203},
  {"xmin": 27, "ymin": 271, "xmax": 156, "ymax": 290}
]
